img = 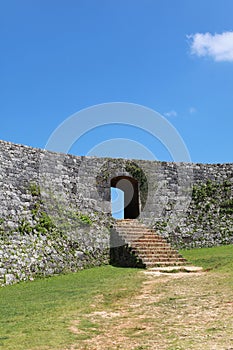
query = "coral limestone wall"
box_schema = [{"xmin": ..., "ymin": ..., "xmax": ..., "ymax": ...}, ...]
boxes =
[
  {"xmin": 0, "ymin": 141, "xmax": 111, "ymax": 285},
  {"xmin": 0, "ymin": 139, "xmax": 232, "ymax": 285}
]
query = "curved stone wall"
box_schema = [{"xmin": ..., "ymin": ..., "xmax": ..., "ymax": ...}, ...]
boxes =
[{"xmin": 0, "ymin": 139, "xmax": 232, "ymax": 285}]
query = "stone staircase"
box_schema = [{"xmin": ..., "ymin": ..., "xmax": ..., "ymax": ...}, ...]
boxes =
[{"xmin": 112, "ymin": 219, "xmax": 188, "ymax": 268}]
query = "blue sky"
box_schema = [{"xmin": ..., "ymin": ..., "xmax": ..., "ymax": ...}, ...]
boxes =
[{"xmin": 1, "ymin": 0, "xmax": 233, "ymax": 163}]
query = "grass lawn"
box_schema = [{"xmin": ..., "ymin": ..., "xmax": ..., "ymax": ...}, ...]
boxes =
[
  {"xmin": 180, "ymin": 244, "xmax": 233, "ymax": 273},
  {"xmin": 1, "ymin": 245, "xmax": 233, "ymax": 350},
  {"xmin": 0, "ymin": 266, "xmax": 144, "ymax": 350}
]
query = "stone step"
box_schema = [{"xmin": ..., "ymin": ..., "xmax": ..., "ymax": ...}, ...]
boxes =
[
  {"xmin": 116, "ymin": 230, "xmax": 162, "ymax": 236},
  {"xmin": 133, "ymin": 241, "xmax": 170, "ymax": 246},
  {"xmin": 133, "ymin": 246, "xmax": 174, "ymax": 251},
  {"xmin": 134, "ymin": 252, "xmax": 184, "ymax": 259},
  {"xmin": 146, "ymin": 266, "xmax": 203, "ymax": 273},
  {"xmin": 121, "ymin": 237, "xmax": 166, "ymax": 244},
  {"xmin": 132, "ymin": 243, "xmax": 170, "ymax": 248},
  {"xmin": 136, "ymin": 252, "xmax": 184, "ymax": 259},
  {"xmin": 133, "ymin": 238, "xmax": 169, "ymax": 243},
  {"xmin": 132, "ymin": 246, "xmax": 173, "ymax": 250},
  {"xmin": 116, "ymin": 234, "xmax": 156, "ymax": 238},
  {"xmin": 116, "ymin": 232, "xmax": 160, "ymax": 238},
  {"xmin": 145, "ymin": 261, "xmax": 187, "ymax": 267},
  {"xmin": 134, "ymin": 253, "xmax": 180, "ymax": 258},
  {"xmin": 135, "ymin": 248, "xmax": 184, "ymax": 257},
  {"xmin": 115, "ymin": 231, "xmax": 155, "ymax": 236},
  {"xmin": 119, "ymin": 235, "xmax": 167, "ymax": 241},
  {"xmin": 114, "ymin": 230, "xmax": 154, "ymax": 236},
  {"xmin": 113, "ymin": 219, "xmax": 188, "ymax": 268},
  {"xmin": 146, "ymin": 259, "xmax": 186, "ymax": 264},
  {"xmin": 115, "ymin": 226, "xmax": 152, "ymax": 230},
  {"xmin": 113, "ymin": 225, "xmax": 150, "ymax": 229},
  {"xmin": 115, "ymin": 228, "xmax": 153, "ymax": 233}
]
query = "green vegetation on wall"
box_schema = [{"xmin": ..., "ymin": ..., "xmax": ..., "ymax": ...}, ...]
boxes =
[
  {"xmin": 0, "ymin": 182, "xmax": 110, "ymax": 286},
  {"xmin": 152, "ymin": 178, "xmax": 233, "ymax": 249},
  {"xmin": 95, "ymin": 159, "xmax": 148, "ymax": 210},
  {"xmin": 125, "ymin": 161, "xmax": 148, "ymax": 210},
  {"xmin": 192, "ymin": 179, "xmax": 233, "ymax": 215}
]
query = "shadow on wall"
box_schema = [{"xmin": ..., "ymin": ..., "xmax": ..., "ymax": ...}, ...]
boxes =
[{"xmin": 109, "ymin": 227, "xmax": 145, "ymax": 268}]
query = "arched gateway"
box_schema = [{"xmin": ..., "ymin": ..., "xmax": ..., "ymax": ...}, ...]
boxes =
[{"xmin": 111, "ymin": 176, "xmax": 140, "ymax": 219}]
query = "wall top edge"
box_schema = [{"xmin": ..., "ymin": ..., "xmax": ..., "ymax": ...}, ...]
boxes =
[{"xmin": 0, "ymin": 139, "xmax": 232, "ymax": 167}]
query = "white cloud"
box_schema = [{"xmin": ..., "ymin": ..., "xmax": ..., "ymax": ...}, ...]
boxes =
[
  {"xmin": 164, "ymin": 110, "xmax": 177, "ymax": 117},
  {"xmin": 188, "ymin": 31, "xmax": 233, "ymax": 62}
]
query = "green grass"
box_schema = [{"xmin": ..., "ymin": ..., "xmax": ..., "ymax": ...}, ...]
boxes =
[
  {"xmin": 0, "ymin": 266, "xmax": 144, "ymax": 350},
  {"xmin": 1, "ymin": 244, "xmax": 233, "ymax": 350},
  {"xmin": 180, "ymin": 244, "xmax": 233, "ymax": 273}
]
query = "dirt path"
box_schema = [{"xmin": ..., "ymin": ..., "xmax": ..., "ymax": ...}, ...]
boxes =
[{"xmin": 67, "ymin": 270, "xmax": 233, "ymax": 350}]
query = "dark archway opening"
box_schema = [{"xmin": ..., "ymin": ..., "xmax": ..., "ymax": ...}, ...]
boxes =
[{"xmin": 111, "ymin": 176, "xmax": 139, "ymax": 219}]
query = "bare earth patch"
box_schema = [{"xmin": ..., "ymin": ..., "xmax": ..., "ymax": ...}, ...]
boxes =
[{"xmin": 66, "ymin": 270, "xmax": 233, "ymax": 350}]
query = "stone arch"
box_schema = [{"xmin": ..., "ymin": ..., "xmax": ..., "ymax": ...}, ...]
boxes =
[
  {"xmin": 96, "ymin": 159, "xmax": 148, "ymax": 216},
  {"xmin": 111, "ymin": 175, "xmax": 140, "ymax": 219}
]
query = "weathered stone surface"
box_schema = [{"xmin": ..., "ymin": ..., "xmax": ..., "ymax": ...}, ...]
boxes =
[{"xmin": 0, "ymin": 139, "xmax": 232, "ymax": 285}]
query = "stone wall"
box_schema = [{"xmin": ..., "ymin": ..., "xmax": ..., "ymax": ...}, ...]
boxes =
[
  {"xmin": 0, "ymin": 141, "xmax": 112, "ymax": 285},
  {"xmin": 0, "ymin": 140, "xmax": 233, "ymax": 285},
  {"xmin": 149, "ymin": 163, "xmax": 233, "ymax": 249}
]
